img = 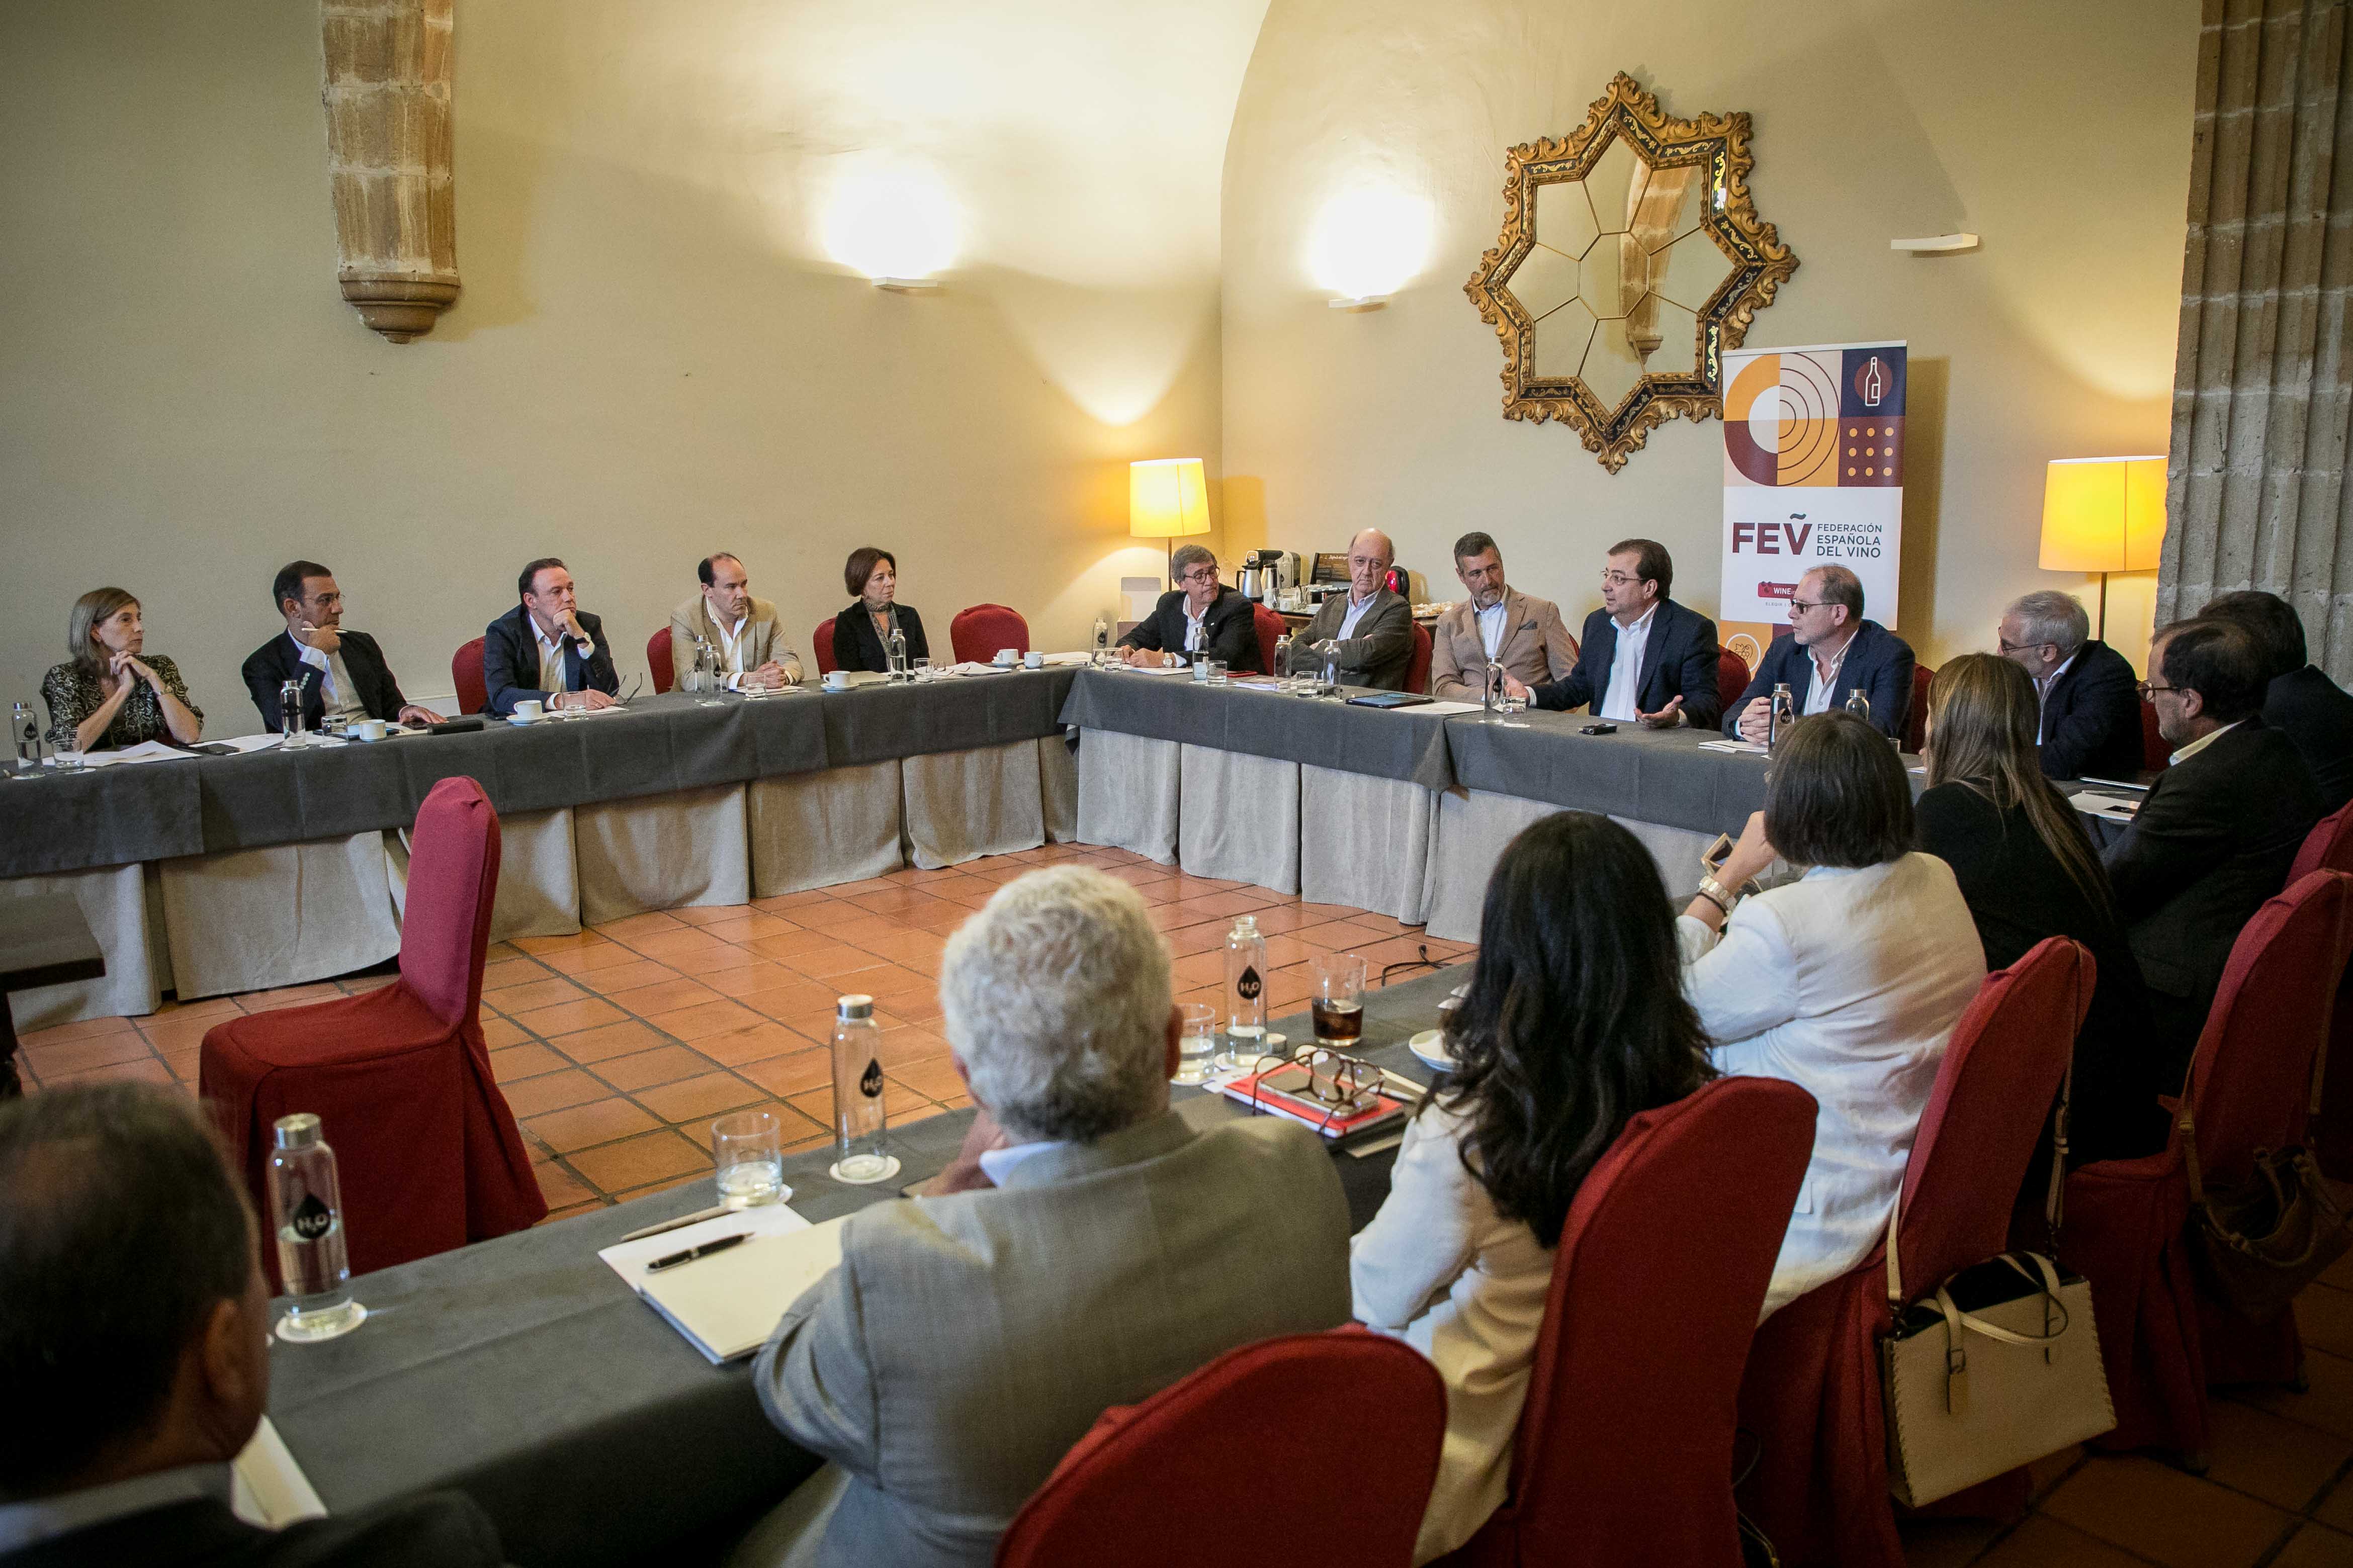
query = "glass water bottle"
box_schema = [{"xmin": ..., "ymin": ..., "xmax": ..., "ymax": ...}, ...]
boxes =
[
  {"xmin": 1766, "ymin": 682, "xmax": 1796, "ymax": 752},
  {"xmin": 267, "ymin": 1113, "xmax": 365, "ymax": 1343},
  {"xmin": 12, "ymin": 702, "xmax": 39, "ymax": 774},
  {"xmin": 1216, "ymin": 915, "xmax": 1268, "ymax": 1070},
  {"xmin": 1843, "ymin": 686, "xmax": 1873, "ymax": 729},
  {"xmin": 279, "ymin": 680, "xmax": 307, "ymax": 749},
  {"xmin": 828, "ymin": 993, "xmax": 900, "ymax": 1184},
  {"xmin": 886, "ymin": 625, "xmax": 910, "ymax": 681}
]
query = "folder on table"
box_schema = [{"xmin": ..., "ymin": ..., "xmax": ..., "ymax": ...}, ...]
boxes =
[{"xmin": 634, "ymin": 1215, "xmax": 849, "ymax": 1364}]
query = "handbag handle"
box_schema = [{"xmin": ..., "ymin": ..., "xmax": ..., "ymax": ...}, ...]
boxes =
[
  {"xmin": 1888, "ymin": 1059, "xmax": 2073, "ymax": 1308},
  {"xmin": 1925, "ymin": 1250, "xmax": 2072, "ymax": 1417}
]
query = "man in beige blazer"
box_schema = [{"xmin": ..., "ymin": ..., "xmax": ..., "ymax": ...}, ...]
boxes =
[
  {"xmin": 669, "ymin": 552, "xmax": 801, "ymax": 690},
  {"xmin": 1427, "ymin": 531, "xmax": 1579, "ymax": 701},
  {"xmin": 747, "ymin": 867, "xmax": 1352, "ymax": 1568}
]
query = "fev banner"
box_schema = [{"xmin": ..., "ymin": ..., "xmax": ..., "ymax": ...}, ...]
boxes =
[{"xmin": 1719, "ymin": 340, "xmax": 1906, "ymax": 668}]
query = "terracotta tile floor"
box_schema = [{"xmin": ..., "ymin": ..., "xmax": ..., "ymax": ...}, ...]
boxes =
[{"xmin": 16, "ymin": 840, "xmax": 2353, "ymax": 1565}]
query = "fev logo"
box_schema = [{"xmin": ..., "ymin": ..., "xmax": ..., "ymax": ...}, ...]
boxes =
[
  {"xmin": 859, "ymin": 1058, "xmax": 884, "ymax": 1098},
  {"xmin": 1236, "ymin": 966, "xmax": 1262, "ymax": 1001},
  {"xmin": 290, "ymin": 1192, "xmax": 334, "ymax": 1241}
]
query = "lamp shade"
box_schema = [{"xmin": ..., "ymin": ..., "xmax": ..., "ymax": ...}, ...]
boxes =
[
  {"xmin": 2040, "ymin": 456, "xmax": 2165, "ymax": 573},
  {"xmin": 1129, "ymin": 458, "xmax": 1211, "ymax": 540}
]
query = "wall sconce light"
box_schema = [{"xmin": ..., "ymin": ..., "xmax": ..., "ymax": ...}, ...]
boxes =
[
  {"xmin": 1308, "ymin": 187, "xmax": 1433, "ymax": 312},
  {"xmin": 822, "ymin": 164, "xmax": 957, "ymax": 291}
]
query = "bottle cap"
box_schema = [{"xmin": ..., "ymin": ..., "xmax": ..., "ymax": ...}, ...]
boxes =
[
  {"xmin": 273, "ymin": 1113, "xmax": 323, "ymax": 1150},
  {"xmin": 1232, "ymin": 914, "xmax": 1259, "ymax": 936},
  {"xmin": 836, "ymin": 994, "xmax": 875, "ymax": 1020}
]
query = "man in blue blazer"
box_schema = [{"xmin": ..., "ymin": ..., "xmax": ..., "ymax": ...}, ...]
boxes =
[
  {"xmin": 482, "ymin": 557, "xmax": 620, "ymax": 717},
  {"xmin": 1724, "ymin": 564, "xmax": 1915, "ymax": 742},
  {"xmin": 1503, "ymin": 538, "xmax": 1723, "ymax": 729}
]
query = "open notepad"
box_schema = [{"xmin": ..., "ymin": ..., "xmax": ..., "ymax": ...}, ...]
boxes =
[{"xmin": 599, "ymin": 1207, "xmax": 849, "ymax": 1364}]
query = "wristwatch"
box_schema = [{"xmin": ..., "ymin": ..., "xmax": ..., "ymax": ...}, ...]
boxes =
[{"xmin": 1696, "ymin": 875, "xmax": 1741, "ymax": 916}]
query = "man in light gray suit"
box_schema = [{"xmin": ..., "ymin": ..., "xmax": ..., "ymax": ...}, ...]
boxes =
[
  {"xmin": 747, "ymin": 867, "xmax": 1351, "ymax": 1568},
  {"xmin": 669, "ymin": 552, "xmax": 801, "ymax": 690},
  {"xmin": 1283, "ymin": 527, "xmax": 1416, "ymax": 689}
]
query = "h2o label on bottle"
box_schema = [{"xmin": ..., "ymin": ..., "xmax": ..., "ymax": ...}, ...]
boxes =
[
  {"xmin": 1236, "ymin": 967, "xmax": 1262, "ymax": 1001},
  {"xmin": 859, "ymin": 1058, "xmax": 884, "ymax": 1098},
  {"xmin": 291, "ymin": 1192, "xmax": 334, "ymax": 1240}
]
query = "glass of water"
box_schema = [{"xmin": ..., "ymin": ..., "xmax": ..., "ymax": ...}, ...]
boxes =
[
  {"xmin": 913, "ymin": 657, "xmax": 933, "ymax": 682},
  {"xmin": 1173, "ymin": 1002, "xmax": 1217, "ymax": 1083},
  {"xmin": 52, "ymin": 732, "xmax": 83, "ymax": 771},
  {"xmin": 712, "ymin": 1110, "xmax": 783, "ymax": 1208}
]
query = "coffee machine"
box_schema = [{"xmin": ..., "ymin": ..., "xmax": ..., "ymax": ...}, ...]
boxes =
[{"xmin": 1237, "ymin": 549, "xmax": 1301, "ymax": 604}]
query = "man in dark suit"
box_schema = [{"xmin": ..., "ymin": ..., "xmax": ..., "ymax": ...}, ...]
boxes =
[
  {"xmin": 1724, "ymin": 564, "xmax": 1915, "ymax": 742},
  {"xmin": 482, "ymin": 558, "xmax": 619, "ymax": 717},
  {"xmin": 241, "ymin": 561, "xmax": 442, "ymax": 733},
  {"xmin": 0, "ymin": 1082, "xmax": 505, "ymax": 1567},
  {"xmin": 1997, "ymin": 589, "xmax": 2143, "ymax": 780},
  {"xmin": 2105, "ymin": 618, "xmax": 2323, "ymax": 1076},
  {"xmin": 2201, "ymin": 589, "xmax": 2353, "ymax": 812},
  {"xmin": 1280, "ymin": 528, "xmax": 1414, "ymax": 689},
  {"xmin": 1504, "ymin": 538, "xmax": 1723, "ymax": 729},
  {"xmin": 1117, "ymin": 544, "xmax": 1263, "ymax": 673}
]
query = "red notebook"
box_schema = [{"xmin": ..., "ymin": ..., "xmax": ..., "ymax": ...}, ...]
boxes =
[{"xmin": 1217, "ymin": 1066, "xmax": 1407, "ymax": 1139}]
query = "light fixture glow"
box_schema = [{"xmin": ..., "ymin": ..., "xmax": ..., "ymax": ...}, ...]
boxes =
[
  {"xmin": 1307, "ymin": 186, "xmax": 1433, "ymax": 307},
  {"xmin": 822, "ymin": 164, "xmax": 958, "ymax": 286}
]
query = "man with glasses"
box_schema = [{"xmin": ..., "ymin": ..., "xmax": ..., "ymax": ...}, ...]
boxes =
[
  {"xmin": 2105, "ymin": 618, "xmax": 2322, "ymax": 1073},
  {"xmin": 1724, "ymin": 564, "xmax": 1915, "ymax": 742},
  {"xmin": 1501, "ymin": 538, "xmax": 1723, "ymax": 728},
  {"xmin": 1282, "ymin": 528, "xmax": 1414, "ymax": 689},
  {"xmin": 1117, "ymin": 544, "xmax": 1263, "ymax": 672},
  {"xmin": 1426, "ymin": 531, "xmax": 1579, "ymax": 702},
  {"xmin": 1995, "ymin": 589, "xmax": 2142, "ymax": 779},
  {"xmin": 241, "ymin": 561, "xmax": 442, "ymax": 732}
]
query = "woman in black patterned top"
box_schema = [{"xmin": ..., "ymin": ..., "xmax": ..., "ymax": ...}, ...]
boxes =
[{"xmin": 41, "ymin": 587, "xmax": 204, "ymax": 752}]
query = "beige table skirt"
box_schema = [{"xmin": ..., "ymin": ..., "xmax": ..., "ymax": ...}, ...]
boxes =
[
  {"xmin": 1422, "ymin": 790, "xmax": 1721, "ymax": 944},
  {"xmin": 1074, "ymin": 729, "xmax": 1181, "ymax": 864}
]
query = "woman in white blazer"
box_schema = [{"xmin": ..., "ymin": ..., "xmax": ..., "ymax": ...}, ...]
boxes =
[
  {"xmin": 1353, "ymin": 813, "xmax": 1717, "ymax": 1563},
  {"xmin": 1680, "ymin": 710, "xmax": 1985, "ymax": 1318}
]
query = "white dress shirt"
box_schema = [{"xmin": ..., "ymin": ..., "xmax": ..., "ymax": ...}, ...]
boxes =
[
  {"xmin": 2169, "ymin": 716, "xmax": 2244, "ymax": 767},
  {"xmin": 1353, "ymin": 1100, "xmax": 1553, "ymax": 1564},
  {"xmin": 1338, "ymin": 590, "xmax": 1380, "ymax": 640},
  {"xmin": 293, "ymin": 636, "xmax": 369, "ymax": 726},
  {"xmin": 1677, "ymin": 854, "xmax": 1985, "ymax": 1319},
  {"xmin": 0, "ymin": 1462, "xmax": 231, "ymax": 1553},
  {"xmin": 1801, "ymin": 630, "xmax": 1857, "ymax": 715},
  {"xmin": 2034, "ymin": 652, "xmax": 2079, "ymax": 744},
  {"xmin": 708, "ymin": 609, "xmax": 756, "ymax": 691},
  {"xmin": 1474, "ymin": 598, "xmax": 1509, "ymax": 661},
  {"xmin": 535, "ymin": 620, "xmax": 591, "ymax": 694},
  {"xmin": 1598, "ymin": 605, "xmax": 1658, "ymax": 722},
  {"xmin": 1180, "ymin": 600, "xmax": 1209, "ymax": 661}
]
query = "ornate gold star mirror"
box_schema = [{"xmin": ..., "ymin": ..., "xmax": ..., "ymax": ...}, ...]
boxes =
[{"xmin": 1465, "ymin": 74, "xmax": 1798, "ymax": 472}]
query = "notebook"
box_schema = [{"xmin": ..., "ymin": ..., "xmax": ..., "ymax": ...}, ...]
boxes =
[
  {"xmin": 1217, "ymin": 1067, "xmax": 1407, "ymax": 1140},
  {"xmin": 631, "ymin": 1216, "xmax": 850, "ymax": 1364}
]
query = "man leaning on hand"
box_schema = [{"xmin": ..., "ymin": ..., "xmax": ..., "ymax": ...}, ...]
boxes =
[
  {"xmin": 1426, "ymin": 531, "xmax": 1578, "ymax": 702},
  {"xmin": 240, "ymin": 561, "xmax": 440, "ymax": 732},
  {"xmin": 671, "ymin": 552, "xmax": 801, "ymax": 691},
  {"xmin": 482, "ymin": 558, "xmax": 619, "ymax": 717}
]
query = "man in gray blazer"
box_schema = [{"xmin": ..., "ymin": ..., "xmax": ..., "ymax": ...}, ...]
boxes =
[
  {"xmin": 750, "ymin": 867, "xmax": 1352, "ymax": 1568},
  {"xmin": 669, "ymin": 552, "xmax": 801, "ymax": 690},
  {"xmin": 1283, "ymin": 527, "xmax": 1416, "ymax": 689}
]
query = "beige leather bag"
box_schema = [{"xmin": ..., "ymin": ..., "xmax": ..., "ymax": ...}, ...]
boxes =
[{"xmin": 1877, "ymin": 1073, "xmax": 2116, "ymax": 1507}]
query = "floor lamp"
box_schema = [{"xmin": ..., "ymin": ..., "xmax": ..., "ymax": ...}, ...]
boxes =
[
  {"xmin": 1129, "ymin": 457, "xmax": 1211, "ymax": 589},
  {"xmin": 2040, "ymin": 456, "xmax": 2165, "ymax": 640}
]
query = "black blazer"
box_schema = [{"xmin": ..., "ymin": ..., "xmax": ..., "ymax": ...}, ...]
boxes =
[
  {"xmin": 1118, "ymin": 587, "xmax": 1264, "ymax": 674},
  {"xmin": 481, "ymin": 604, "xmax": 618, "ymax": 717},
  {"xmin": 2036, "ymin": 639, "xmax": 2143, "ymax": 782},
  {"xmin": 1723, "ymin": 619, "xmax": 1916, "ymax": 742},
  {"xmin": 831, "ymin": 603, "xmax": 930, "ymax": 674},
  {"xmin": 0, "ymin": 1491, "xmax": 504, "ymax": 1568},
  {"xmin": 1533, "ymin": 598, "xmax": 1723, "ymax": 730},
  {"xmin": 2265, "ymin": 664, "xmax": 2353, "ymax": 814},
  {"xmin": 1916, "ymin": 782, "xmax": 2168, "ymax": 1164},
  {"xmin": 2104, "ymin": 714, "xmax": 2321, "ymax": 1021},
  {"xmin": 241, "ymin": 630, "xmax": 411, "ymax": 732}
]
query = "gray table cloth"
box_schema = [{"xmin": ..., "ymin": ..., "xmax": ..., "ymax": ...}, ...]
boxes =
[{"xmin": 1058, "ymin": 670, "xmax": 1458, "ymax": 790}]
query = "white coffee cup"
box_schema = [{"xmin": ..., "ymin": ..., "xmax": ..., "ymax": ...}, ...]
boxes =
[
  {"xmin": 1022, "ymin": 651, "xmax": 1044, "ymax": 669},
  {"xmin": 994, "ymin": 647, "xmax": 1018, "ymax": 665},
  {"xmin": 823, "ymin": 670, "xmax": 850, "ymax": 691},
  {"xmin": 513, "ymin": 699, "xmax": 544, "ymax": 721},
  {"xmin": 351, "ymin": 718, "xmax": 388, "ymax": 742}
]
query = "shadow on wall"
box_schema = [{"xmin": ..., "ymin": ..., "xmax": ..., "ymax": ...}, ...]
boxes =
[{"xmin": 1897, "ymin": 354, "xmax": 1947, "ymax": 638}]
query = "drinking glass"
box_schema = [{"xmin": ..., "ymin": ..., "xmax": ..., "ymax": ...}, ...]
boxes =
[
  {"xmin": 913, "ymin": 657, "xmax": 933, "ymax": 682},
  {"xmin": 1311, "ymin": 953, "xmax": 1368, "ymax": 1047},
  {"xmin": 1173, "ymin": 1002, "xmax": 1217, "ymax": 1084},
  {"xmin": 1203, "ymin": 660, "xmax": 1228, "ymax": 687},
  {"xmin": 52, "ymin": 733, "xmax": 83, "ymax": 772},
  {"xmin": 711, "ymin": 1110, "xmax": 783, "ymax": 1208}
]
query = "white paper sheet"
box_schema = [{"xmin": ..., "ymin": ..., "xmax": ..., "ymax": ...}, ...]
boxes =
[
  {"xmin": 214, "ymin": 733, "xmax": 286, "ymax": 755},
  {"xmin": 79, "ymin": 740, "xmax": 203, "ymax": 767},
  {"xmin": 1415, "ymin": 700, "xmax": 1483, "ymax": 715},
  {"xmin": 2069, "ymin": 791, "xmax": 2142, "ymax": 820},
  {"xmin": 596, "ymin": 1198, "xmax": 807, "ymax": 1292},
  {"xmin": 1698, "ymin": 740, "xmax": 1771, "ymax": 757},
  {"xmin": 232, "ymin": 1416, "xmax": 328, "ymax": 1528}
]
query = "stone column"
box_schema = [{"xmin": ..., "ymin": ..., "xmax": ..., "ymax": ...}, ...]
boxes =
[
  {"xmin": 321, "ymin": 0, "xmax": 457, "ymax": 343},
  {"xmin": 2161, "ymin": 0, "xmax": 2353, "ymax": 680}
]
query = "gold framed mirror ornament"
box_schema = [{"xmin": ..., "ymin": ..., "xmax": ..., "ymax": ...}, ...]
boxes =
[{"xmin": 1464, "ymin": 73, "xmax": 1797, "ymax": 472}]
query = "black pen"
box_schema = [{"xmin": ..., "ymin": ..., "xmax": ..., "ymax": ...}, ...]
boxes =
[{"xmin": 646, "ymin": 1233, "xmax": 749, "ymax": 1273}]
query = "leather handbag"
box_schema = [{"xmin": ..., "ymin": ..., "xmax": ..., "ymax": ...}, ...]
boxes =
[
  {"xmin": 1878, "ymin": 1071, "xmax": 2116, "ymax": 1507},
  {"xmin": 2180, "ymin": 1106, "xmax": 2353, "ymax": 1324}
]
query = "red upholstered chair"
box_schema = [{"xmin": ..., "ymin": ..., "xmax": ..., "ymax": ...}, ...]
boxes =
[
  {"xmin": 2062, "ymin": 871, "xmax": 2353, "ymax": 1461},
  {"xmin": 647, "ymin": 627, "xmax": 675, "ymax": 694},
  {"xmin": 2296, "ymin": 800, "xmax": 2353, "ymax": 880},
  {"xmin": 2294, "ymin": 804, "xmax": 2353, "ymax": 1178},
  {"xmin": 813, "ymin": 619, "xmax": 838, "ymax": 677},
  {"xmin": 2141, "ymin": 697, "xmax": 2170, "ymax": 774},
  {"xmin": 1433, "ymin": 1077, "xmax": 1816, "ymax": 1568},
  {"xmin": 1407, "ymin": 622, "xmax": 1433, "ymax": 695},
  {"xmin": 951, "ymin": 604, "xmax": 1031, "ymax": 665},
  {"xmin": 451, "ymin": 636, "xmax": 487, "ymax": 716},
  {"xmin": 199, "ymin": 778, "xmax": 546, "ymax": 1288},
  {"xmin": 1902, "ymin": 664, "xmax": 1934, "ymax": 754},
  {"xmin": 1252, "ymin": 602, "xmax": 1285, "ymax": 675},
  {"xmin": 1715, "ymin": 648, "xmax": 1751, "ymax": 719},
  {"xmin": 1736, "ymin": 938, "xmax": 2094, "ymax": 1568},
  {"xmin": 996, "ymin": 1328, "xmax": 1444, "ymax": 1568}
]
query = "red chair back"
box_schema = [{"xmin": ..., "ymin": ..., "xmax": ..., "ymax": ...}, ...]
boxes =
[
  {"xmin": 647, "ymin": 627, "xmax": 675, "ymax": 694},
  {"xmin": 2293, "ymin": 800, "xmax": 2353, "ymax": 880},
  {"xmin": 1464, "ymin": 1077, "xmax": 1813, "ymax": 1568},
  {"xmin": 951, "ymin": 604, "xmax": 1031, "ymax": 665},
  {"xmin": 996, "ymin": 1329, "xmax": 1443, "ymax": 1568},
  {"xmin": 813, "ymin": 619, "xmax": 838, "ymax": 676},
  {"xmin": 2141, "ymin": 697, "xmax": 2170, "ymax": 774},
  {"xmin": 399, "ymin": 777, "xmax": 503, "ymax": 1030},
  {"xmin": 1407, "ymin": 621, "xmax": 1433, "ymax": 694},
  {"xmin": 1902, "ymin": 664, "xmax": 1934, "ymax": 754},
  {"xmin": 451, "ymin": 636, "xmax": 487, "ymax": 715},
  {"xmin": 1252, "ymin": 603, "xmax": 1285, "ymax": 675},
  {"xmin": 1715, "ymin": 648, "xmax": 1751, "ymax": 718}
]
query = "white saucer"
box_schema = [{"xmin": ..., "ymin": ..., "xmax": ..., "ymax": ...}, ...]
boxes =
[
  {"xmin": 506, "ymin": 714, "xmax": 540, "ymax": 726},
  {"xmin": 1408, "ymin": 1029, "xmax": 1455, "ymax": 1071}
]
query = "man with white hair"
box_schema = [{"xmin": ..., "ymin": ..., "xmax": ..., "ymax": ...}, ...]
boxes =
[
  {"xmin": 749, "ymin": 866, "xmax": 1351, "ymax": 1568},
  {"xmin": 1996, "ymin": 589, "xmax": 2143, "ymax": 779},
  {"xmin": 1283, "ymin": 527, "xmax": 1415, "ymax": 688}
]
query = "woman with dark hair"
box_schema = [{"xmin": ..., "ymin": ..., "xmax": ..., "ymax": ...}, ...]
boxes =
[
  {"xmin": 1919, "ymin": 654, "xmax": 2164, "ymax": 1163},
  {"xmin": 1353, "ymin": 812, "xmax": 1715, "ymax": 1562},
  {"xmin": 41, "ymin": 588, "xmax": 204, "ymax": 753},
  {"xmin": 1678, "ymin": 710, "xmax": 1983, "ymax": 1318},
  {"xmin": 830, "ymin": 547, "xmax": 929, "ymax": 674}
]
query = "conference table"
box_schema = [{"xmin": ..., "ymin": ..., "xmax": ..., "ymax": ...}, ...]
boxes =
[{"xmin": 260, "ymin": 968, "xmax": 1463, "ymax": 1568}]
